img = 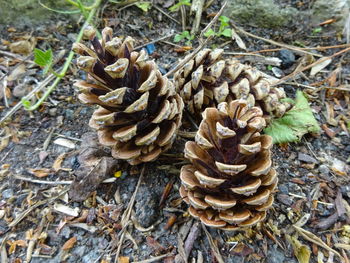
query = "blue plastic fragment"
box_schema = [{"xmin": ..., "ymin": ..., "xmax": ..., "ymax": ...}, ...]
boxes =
[{"xmin": 145, "ymin": 43, "xmax": 156, "ymax": 54}]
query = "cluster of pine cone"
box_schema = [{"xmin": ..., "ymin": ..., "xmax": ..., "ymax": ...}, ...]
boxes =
[{"xmin": 73, "ymin": 27, "xmax": 287, "ymax": 230}]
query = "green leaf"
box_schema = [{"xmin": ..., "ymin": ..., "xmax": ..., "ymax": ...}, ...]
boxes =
[
  {"xmin": 220, "ymin": 28, "xmax": 232, "ymax": 37},
  {"xmin": 135, "ymin": 1, "xmax": 151, "ymax": 12},
  {"xmin": 267, "ymin": 65, "xmax": 273, "ymax": 71},
  {"xmin": 219, "ymin": 15, "xmax": 230, "ymax": 24},
  {"xmin": 264, "ymin": 90, "xmax": 320, "ymax": 144},
  {"xmin": 204, "ymin": 28, "xmax": 216, "ymax": 37},
  {"xmin": 169, "ymin": 0, "xmax": 191, "ymax": 12},
  {"xmin": 34, "ymin": 48, "xmax": 53, "ymax": 75},
  {"xmin": 286, "ymin": 235, "xmax": 311, "ymax": 263},
  {"xmin": 174, "ymin": 33, "xmax": 184, "ymax": 42},
  {"xmin": 21, "ymin": 98, "xmax": 32, "ymax": 109}
]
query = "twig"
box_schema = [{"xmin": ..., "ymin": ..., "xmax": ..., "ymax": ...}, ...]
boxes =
[
  {"xmin": 153, "ymin": 5, "xmax": 180, "ymax": 25},
  {"xmin": 202, "ymin": 224, "xmax": 225, "ymax": 263},
  {"xmin": 273, "ymin": 46, "xmax": 350, "ymax": 85},
  {"xmin": 180, "ymin": 5, "xmax": 186, "ymax": 32},
  {"xmin": 200, "ymin": 1, "xmax": 227, "ymax": 40},
  {"xmin": 165, "ymin": 1, "xmax": 227, "ymax": 77},
  {"xmin": 191, "ymin": 0, "xmax": 205, "ymax": 35},
  {"xmin": 0, "ymin": 147, "xmax": 13, "ymax": 163},
  {"xmin": 114, "ymin": 165, "xmax": 146, "ymax": 262},
  {"xmin": 26, "ymin": 213, "xmax": 47, "ymax": 262},
  {"xmin": 0, "ymin": 50, "xmax": 32, "ymax": 62},
  {"xmin": 231, "ymin": 23, "xmax": 323, "ymax": 58},
  {"xmin": 134, "ymin": 33, "xmax": 175, "ymax": 50},
  {"xmin": 23, "ymin": 0, "xmax": 103, "ymax": 111},
  {"xmin": 8, "ymin": 187, "xmax": 69, "ymax": 228},
  {"xmin": 132, "ymin": 253, "xmax": 172, "ymax": 263},
  {"xmin": 0, "ymin": 71, "xmax": 55, "ymax": 125},
  {"xmin": 184, "ymin": 222, "xmax": 200, "ymax": 259},
  {"xmin": 13, "ymin": 174, "xmax": 117, "ymax": 185}
]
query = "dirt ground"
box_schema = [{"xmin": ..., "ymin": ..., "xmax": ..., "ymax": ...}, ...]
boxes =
[{"xmin": 1, "ymin": 1, "xmax": 350, "ymax": 262}]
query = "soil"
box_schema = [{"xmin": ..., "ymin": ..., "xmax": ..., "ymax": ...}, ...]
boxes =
[{"xmin": 0, "ymin": 1, "xmax": 350, "ymax": 263}]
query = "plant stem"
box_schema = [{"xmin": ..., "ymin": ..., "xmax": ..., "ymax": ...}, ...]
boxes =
[{"xmin": 24, "ymin": 0, "xmax": 102, "ymax": 111}]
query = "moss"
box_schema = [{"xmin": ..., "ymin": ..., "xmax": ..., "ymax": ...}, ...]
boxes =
[{"xmin": 224, "ymin": 0, "xmax": 297, "ymax": 28}]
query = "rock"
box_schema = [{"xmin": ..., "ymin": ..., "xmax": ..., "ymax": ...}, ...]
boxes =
[
  {"xmin": 224, "ymin": 0, "xmax": 297, "ymax": 28},
  {"xmin": 2, "ymin": 189, "xmax": 13, "ymax": 199},
  {"xmin": 278, "ymin": 49, "xmax": 295, "ymax": 69},
  {"xmin": 267, "ymin": 245, "xmax": 296, "ymax": 263},
  {"xmin": 271, "ymin": 67, "xmax": 284, "ymax": 78},
  {"xmin": 135, "ymin": 184, "xmax": 159, "ymax": 228},
  {"xmin": 277, "ymin": 194, "xmax": 293, "ymax": 206},
  {"xmin": 298, "ymin": 153, "xmax": 318, "ymax": 164},
  {"xmin": 13, "ymin": 84, "xmax": 30, "ymax": 98},
  {"xmin": 318, "ymin": 164, "xmax": 330, "ymax": 175},
  {"xmin": 278, "ymin": 184, "xmax": 289, "ymax": 194},
  {"xmin": 49, "ymin": 108, "xmax": 58, "ymax": 117}
]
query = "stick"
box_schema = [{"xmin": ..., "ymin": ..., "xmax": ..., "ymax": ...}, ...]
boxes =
[
  {"xmin": 273, "ymin": 46, "xmax": 350, "ymax": 85},
  {"xmin": 114, "ymin": 165, "xmax": 146, "ymax": 262},
  {"xmin": 231, "ymin": 23, "xmax": 324, "ymax": 58},
  {"xmin": 191, "ymin": 0, "xmax": 205, "ymax": 35},
  {"xmin": 153, "ymin": 5, "xmax": 180, "ymax": 25}
]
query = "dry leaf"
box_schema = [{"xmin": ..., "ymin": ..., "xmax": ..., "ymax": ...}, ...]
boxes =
[
  {"xmin": 53, "ymin": 138, "xmax": 76, "ymax": 149},
  {"xmin": 231, "ymin": 28, "xmax": 247, "ymax": 50},
  {"xmin": 53, "ymin": 203, "xmax": 80, "ymax": 217},
  {"xmin": 7, "ymin": 240, "xmax": 27, "ymax": 254},
  {"xmin": 29, "ymin": 168, "xmax": 52, "ymax": 178},
  {"xmin": 286, "ymin": 234, "xmax": 311, "ymax": 263},
  {"xmin": 62, "ymin": 236, "xmax": 77, "ymax": 251},
  {"xmin": 9, "ymin": 37, "xmax": 36, "ymax": 55},
  {"xmin": 310, "ymin": 58, "xmax": 332, "ymax": 76},
  {"xmin": 7, "ymin": 64, "xmax": 26, "ymax": 81},
  {"xmin": 118, "ymin": 257, "xmax": 130, "ymax": 263},
  {"xmin": 53, "ymin": 153, "xmax": 67, "ymax": 171}
]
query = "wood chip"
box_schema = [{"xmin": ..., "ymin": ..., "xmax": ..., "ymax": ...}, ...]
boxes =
[{"xmin": 53, "ymin": 138, "xmax": 76, "ymax": 149}]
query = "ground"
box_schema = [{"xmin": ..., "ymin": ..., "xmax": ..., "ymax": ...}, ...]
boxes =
[{"xmin": 0, "ymin": 0, "xmax": 350, "ymax": 263}]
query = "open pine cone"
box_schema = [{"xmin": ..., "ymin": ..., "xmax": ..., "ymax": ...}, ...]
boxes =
[
  {"xmin": 73, "ymin": 27, "xmax": 184, "ymax": 165},
  {"xmin": 179, "ymin": 100, "xmax": 278, "ymax": 230},
  {"xmin": 174, "ymin": 48, "xmax": 291, "ymax": 120}
]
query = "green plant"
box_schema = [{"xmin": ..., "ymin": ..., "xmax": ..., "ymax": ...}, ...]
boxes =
[
  {"xmin": 174, "ymin": 31, "xmax": 195, "ymax": 45},
  {"xmin": 21, "ymin": 0, "xmax": 102, "ymax": 111},
  {"xmin": 264, "ymin": 90, "xmax": 320, "ymax": 144},
  {"xmin": 135, "ymin": 1, "xmax": 151, "ymax": 12},
  {"xmin": 169, "ymin": 0, "xmax": 191, "ymax": 12},
  {"xmin": 204, "ymin": 15, "xmax": 232, "ymax": 38},
  {"xmin": 312, "ymin": 27, "xmax": 322, "ymax": 35}
]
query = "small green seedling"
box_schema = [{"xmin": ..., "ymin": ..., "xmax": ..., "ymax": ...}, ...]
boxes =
[
  {"xmin": 135, "ymin": 1, "xmax": 152, "ymax": 12},
  {"xmin": 312, "ymin": 27, "xmax": 322, "ymax": 35},
  {"xmin": 204, "ymin": 16, "xmax": 232, "ymax": 38},
  {"xmin": 169, "ymin": 0, "xmax": 191, "ymax": 12},
  {"xmin": 174, "ymin": 31, "xmax": 195, "ymax": 45},
  {"xmin": 33, "ymin": 48, "xmax": 64, "ymax": 78},
  {"xmin": 267, "ymin": 65, "xmax": 273, "ymax": 71}
]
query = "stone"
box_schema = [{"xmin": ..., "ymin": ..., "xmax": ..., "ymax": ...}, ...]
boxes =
[
  {"xmin": 298, "ymin": 153, "xmax": 318, "ymax": 164},
  {"xmin": 134, "ymin": 184, "xmax": 159, "ymax": 228},
  {"xmin": 224, "ymin": 0, "xmax": 297, "ymax": 28},
  {"xmin": 277, "ymin": 194, "xmax": 293, "ymax": 206},
  {"xmin": 278, "ymin": 49, "xmax": 295, "ymax": 69},
  {"xmin": 318, "ymin": 164, "xmax": 330, "ymax": 175},
  {"xmin": 2, "ymin": 189, "xmax": 13, "ymax": 199}
]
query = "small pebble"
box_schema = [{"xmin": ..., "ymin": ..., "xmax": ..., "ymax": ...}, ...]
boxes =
[
  {"xmin": 272, "ymin": 67, "xmax": 284, "ymax": 78},
  {"xmin": 49, "ymin": 108, "xmax": 58, "ymax": 116},
  {"xmin": 298, "ymin": 153, "xmax": 318, "ymax": 164},
  {"xmin": 278, "ymin": 49, "xmax": 295, "ymax": 69},
  {"xmin": 318, "ymin": 164, "xmax": 329, "ymax": 175},
  {"xmin": 2, "ymin": 189, "xmax": 13, "ymax": 199}
]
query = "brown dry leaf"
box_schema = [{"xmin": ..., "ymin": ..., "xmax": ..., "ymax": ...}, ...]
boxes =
[
  {"xmin": 0, "ymin": 127, "xmax": 11, "ymax": 152},
  {"xmin": 310, "ymin": 57, "xmax": 332, "ymax": 76},
  {"xmin": 9, "ymin": 37, "xmax": 36, "ymax": 55},
  {"xmin": 286, "ymin": 234, "xmax": 311, "ymax": 263},
  {"xmin": 7, "ymin": 240, "xmax": 27, "ymax": 254},
  {"xmin": 62, "ymin": 236, "xmax": 77, "ymax": 251},
  {"xmin": 28, "ymin": 168, "xmax": 52, "ymax": 178},
  {"xmin": 53, "ymin": 153, "xmax": 67, "ymax": 172},
  {"xmin": 118, "ymin": 256, "xmax": 129, "ymax": 263}
]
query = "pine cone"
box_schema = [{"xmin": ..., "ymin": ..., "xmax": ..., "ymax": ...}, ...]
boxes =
[
  {"xmin": 73, "ymin": 27, "xmax": 184, "ymax": 165},
  {"xmin": 174, "ymin": 48, "xmax": 291, "ymax": 119},
  {"xmin": 179, "ymin": 100, "xmax": 277, "ymax": 230}
]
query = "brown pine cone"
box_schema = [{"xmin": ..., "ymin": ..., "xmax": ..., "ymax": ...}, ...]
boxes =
[
  {"xmin": 73, "ymin": 27, "xmax": 184, "ymax": 165},
  {"xmin": 174, "ymin": 48, "xmax": 291, "ymax": 119},
  {"xmin": 179, "ymin": 100, "xmax": 277, "ymax": 230}
]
